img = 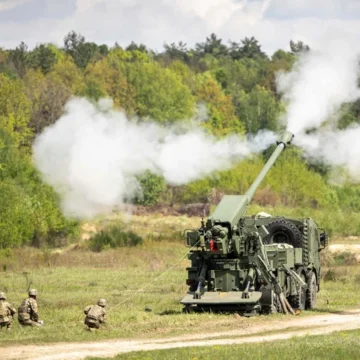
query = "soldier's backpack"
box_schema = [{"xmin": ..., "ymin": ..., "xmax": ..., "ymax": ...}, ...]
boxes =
[
  {"xmin": 86, "ymin": 305, "xmax": 102, "ymax": 321},
  {"xmin": 0, "ymin": 301, "xmax": 9, "ymax": 323},
  {"xmin": 18, "ymin": 299, "xmax": 31, "ymax": 320}
]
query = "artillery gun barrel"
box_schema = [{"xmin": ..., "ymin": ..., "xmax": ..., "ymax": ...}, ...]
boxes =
[
  {"xmin": 245, "ymin": 131, "xmax": 294, "ymax": 202},
  {"xmin": 209, "ymin": 131, "xmax": 294, "ymax": 228}
]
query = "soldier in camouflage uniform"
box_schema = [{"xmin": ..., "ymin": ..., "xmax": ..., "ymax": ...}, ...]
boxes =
[
  {"xmin": 18, "ymin": 289, "xmax": 42, "ymax": 327},
  {"xmin": 0, "ymin": 292, "xmax": 16, "ymax": 331},
  {"xmin": 84, "ymin": 298, "xmax": 107, "ymax": 329}
]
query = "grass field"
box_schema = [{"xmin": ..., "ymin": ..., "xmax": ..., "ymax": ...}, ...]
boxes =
[
  {"xmin": 0, "ymin": 212, "xmax": 359, "ymax": 347},
  {"xmin": 86, "ymin": 328, "xmax": 360, "ymax": 360}
]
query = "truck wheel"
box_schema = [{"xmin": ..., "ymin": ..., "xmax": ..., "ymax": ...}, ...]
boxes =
[
  {"xmin": 306, "ymin": 271, "xmax": 317, "ymax": 309},
  {"xmin": 289, "ymin": 270, "xmax": 306, "ymax": 310},
  {"xmin": 265, "ymin": 219, "xmax": 302, "ymax": 247}
]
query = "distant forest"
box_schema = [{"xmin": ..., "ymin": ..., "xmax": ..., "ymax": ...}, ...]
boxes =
[{"xmin": 0, "ymin": 31, "xmax": 359, "ymax": 248}]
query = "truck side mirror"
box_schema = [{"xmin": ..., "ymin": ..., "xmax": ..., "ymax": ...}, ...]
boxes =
[
  {"xmin": 320, "ymin": 232, "xmax": 328, "ymax": 249},
  {"xmin": 185, "ymin": 230, "xmax": 201, "ymax": 247}
]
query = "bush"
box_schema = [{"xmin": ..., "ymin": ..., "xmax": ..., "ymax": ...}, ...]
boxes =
[
  {"xmin": 335, "ymin": 184, "xmax": 360, "ymax": 211},
  {"xmin": 89, "ymin": 226, "xmax": 143, "ymax": 252},
  {"xmin": 0, "ymin": 129, "xmax": 79, "ymax": 248},
  {"xmin": 332, "ymin": 252, "xmax": 358, "ymax": 266},
  {"xmin": 323, "ymin": 268, "xmax": 350, "ymax": 282},
  {"xmin": 134, "ymin": 171, "xmax": 166, "ymax": 206},
  {"xmin": 0, "ymin": 180, "xmax": 35, "ymax": 248}
]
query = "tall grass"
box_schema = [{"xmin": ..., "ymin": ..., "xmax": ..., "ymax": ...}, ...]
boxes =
[
  {"xmin": 0, "ymin": 212, "xmax": 359, "ymax": 345},
  {"xmin": 0, "ymin": 241, "xmax": 359, "ymax": 346}
]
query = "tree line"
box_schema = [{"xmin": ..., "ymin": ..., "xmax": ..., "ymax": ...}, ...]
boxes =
[{"xmin": 0, "ymin": 31, "xmax": 359, "ymax": 248}]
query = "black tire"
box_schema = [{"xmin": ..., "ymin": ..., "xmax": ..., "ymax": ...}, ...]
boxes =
[
  {"xmin": 265, "ymin": 219, "xmax": 302, "ymax": 247},
  {"xmin": 306, "ymin": 271, "xmax": 317, "ymax": 309},
  {"xmin": 288, "ymin": 268, "xmax": 306, "ymax": 310}
]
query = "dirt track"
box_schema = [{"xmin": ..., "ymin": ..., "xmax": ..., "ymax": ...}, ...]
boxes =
[{"xmin": 3, "ymin": 309, "xmax": 360, "ymax": 360}]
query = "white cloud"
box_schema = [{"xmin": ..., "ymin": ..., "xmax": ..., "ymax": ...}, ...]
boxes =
[
  {"xmin": 76, "ymin": 0, "xmax": 103, "ymax": 13},
  {"xmin": 0, "ymin": 0, "xmax": 30, "ymax": 11},
  {"xmin": 0, "ymin": 0, "xmax": 360, "ymax": 54},
  {"xmin": 265, "ymin": 0, "xmax": 360, "ymax": 18}
]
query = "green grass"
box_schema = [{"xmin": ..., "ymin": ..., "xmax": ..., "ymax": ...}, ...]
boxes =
[
  {"xmin": 0, "ymin": 212, "xmax": 359, "ymax": 346},
  {"xmin": 86, "ymin": 329, "xmax": 360, "ymax": 360},
  {"xmin": 0, "ymin": 240, "xmax": 359, "ymax": 346}
]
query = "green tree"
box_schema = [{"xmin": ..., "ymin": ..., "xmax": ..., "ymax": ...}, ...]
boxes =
[
  {"xmin": 29, "ymin": 44, "xmax": 58, "ymax": 74},
  {"xmin": 126, "ymin": 42, "xmax": 148, "ymax": 53},
  {"xmin": 271, "ymin": 49, "xmax": 295, "ymax": 70},
  {"xmin": 126, "ymin": 60, "xmax": 195, "ymax": 121},
  {"xmin": 230, "ymin": 37, "xmax": 267, "ymax": 60},
  {"xmin": 23, "ymin": 69, "xmax": 71, "ymax": 134},
  {"xmin": 163, "ymin": 42, "xmax": 190, "ymax": 63},
  {"xmin": 221, "ymin": 57, "xmax": 271, "ymax": 94},
  {"xmin": 0, "ymin": 180, "xmax": 34, "ymax": 248},
  {"xmin": 50, "ymin": 55, "xmax": 83, "ymax": 93},
  {"xmin": 195, "ymin": 33, "xmax": 228, "ymax": 58},
  {"xmin": 8, "ymin": 41, "xmax": 29, "ymax": 77},
  {"xmin": 0, "ymin": 74, "xmax": 32, "ymax": 146},
  {"xmin": 83, "ymin": 57, "xmax": 136, "ymax": 111},
  {"xmin": 195, "ymin": 73, "xmax": 245, "ymax": 135},
  {"xmin": 0, "ymin": 128, "xmax": 78, "ymax": 248},
  {"xmin": 64, "ymin": 31, "xmax": 103, "ymax": 69},
  {"xmin": 235, "ymin": 86, "xmax": 282, "ymax": 133}
]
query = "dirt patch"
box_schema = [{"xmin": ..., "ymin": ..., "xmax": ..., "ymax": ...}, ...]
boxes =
[
  {"xmin": 329, "ymin": 236, "xmax": 360, "ymax": 245},
  {"xmin": 328, "ymin": 244, "xmax": 360, "ymax": 262},
  {"xmin": 3, "ymin": 309, "xmax": 360, "ymax": 360}
]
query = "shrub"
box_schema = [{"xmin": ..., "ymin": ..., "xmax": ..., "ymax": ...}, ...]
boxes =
[
  {"xmin": 89, "ymin": 226, "xmax": 143, "ymax": 252},
  {"xmin": 323, "ymin": 268, "xmax": 337, "ymax": 282},
  {"xmin": 0, "ymin": 180, "xmax": 35, "ymax": 248},
  {"xmin": 0, "ymin": 129, "xmax": 79, "ymax": 248},
  {"xmin": 134, "ymin": 171, "xmax": 166, "ymax": 206}
]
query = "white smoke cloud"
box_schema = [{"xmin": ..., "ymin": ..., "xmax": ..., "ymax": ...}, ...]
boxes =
[
  {"xmin": 277, "ymin": 34, "xmax": 360, "ymax": 135},
  {"xmin": 297, "ymin": 127, "xmax": 360, "ymax": 182},
  {"xmin": 33, "ymin": 98, "xmax": 275, "ymax": 219},
  {"xmin": 277, "ymin": 30, "xmax": 360, "ymax": 182}
]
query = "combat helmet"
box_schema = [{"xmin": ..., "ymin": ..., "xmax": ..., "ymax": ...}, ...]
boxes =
[
  {"xmin": 0, "ymin": 292, "xmax": 6, "ymax": 300},
  {"xmin": 28, "ymin": 289, "xmax": 37, "ymax": 297},
  {"xmin": 97, "ymin": 298, "xmax": 107, "ymax": 307}
]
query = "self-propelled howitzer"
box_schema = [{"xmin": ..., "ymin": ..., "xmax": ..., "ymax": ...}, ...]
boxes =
[{"xmin": 181, "ymin": 131, "xmax": 327, "ymax": 315}]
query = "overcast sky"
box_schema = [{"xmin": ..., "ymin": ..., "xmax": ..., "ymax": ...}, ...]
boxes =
[{"xmin": 1, "ymin": 0, "xmax": 360, "ymax": 54}]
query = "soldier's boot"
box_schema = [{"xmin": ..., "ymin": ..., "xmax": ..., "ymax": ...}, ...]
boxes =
[
  {"xmin": 31, "ymin": 321, "xmax": 42, "ymax": 327},
  {"xmin": 0, "ymin": 323, "xmax": 10, "ymax": 331}
]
